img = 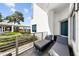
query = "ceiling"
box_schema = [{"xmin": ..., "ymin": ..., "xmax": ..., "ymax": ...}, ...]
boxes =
[{"xmin": 37, "ymin": 3, "xmax": 70, "ymax": 13}]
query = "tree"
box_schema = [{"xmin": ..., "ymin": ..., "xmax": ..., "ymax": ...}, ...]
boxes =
[
  {"xmin": 0, "ymin": 13, "xmax": 4, "ymax": 22},
  {"xmin": 14, "ymin": 11, "xmax": 24, "ymax": 24},
  {"xmin": 6, "ymin": 15, "xmax": 14, "ymax": 23},
  {"xmin": 6, "ymin": 11, "xmax": 24, "ymax": 24}
]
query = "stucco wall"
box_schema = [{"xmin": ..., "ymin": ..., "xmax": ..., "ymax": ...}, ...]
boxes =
[{"xmin": 31, "ymin": 4, "xmax": 51, "ymax": 34}]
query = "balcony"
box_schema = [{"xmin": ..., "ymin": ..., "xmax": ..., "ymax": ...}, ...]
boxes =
[
  {"xmin": 0, "ymin": 32, "xmax": 48, "ymax": 56},
  {"xmin": 0, "ymin": 32, "xmax": 74, "ymax": 56}
]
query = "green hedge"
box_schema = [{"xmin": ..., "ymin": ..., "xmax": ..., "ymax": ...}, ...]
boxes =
[
  {"xmin": 0, "ymin": 32, "xmax": 21, "ymax": 36},
  {"xmin": 0, "ymin": 33, "xmax": 38, "ymax": 52}
]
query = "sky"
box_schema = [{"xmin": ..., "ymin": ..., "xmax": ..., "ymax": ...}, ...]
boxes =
[{"xmin": 0, "ymin": 3, "xmax": 32, "ymax": 25}]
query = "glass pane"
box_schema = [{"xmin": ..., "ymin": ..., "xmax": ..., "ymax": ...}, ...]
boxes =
[
  {"xmin": 61, "ymin": 21, "xmax": 68, "ymax": 36},
  {"xmin": 32, "ymin": 24, "xmax": 37, "ymax": 32}
]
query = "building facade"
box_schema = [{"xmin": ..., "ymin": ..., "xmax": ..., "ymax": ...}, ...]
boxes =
[
  {"xmin": 0, "ymin": 22, "xmax": 30, "ymax": 33},
  {"xmin": 31, "ymin": 3, "xmax": 79, "ymax": 56}
]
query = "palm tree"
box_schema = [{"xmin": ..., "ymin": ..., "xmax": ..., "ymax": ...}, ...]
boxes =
[
  {"xmin": 6, "ymin": 11, "xmax": 24, "ymax": 24},
  {"xmin": 0, "ymin": 13, "xmax": 4, "ymax": 22},
  {"xmin": 13, "ymin": 11, "xmax": 24, "ymax": 24}
]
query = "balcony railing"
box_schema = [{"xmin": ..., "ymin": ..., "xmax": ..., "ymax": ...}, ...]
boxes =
[
  {"xmin": 31, "ymin": 32, "xmax": 48, "ymax": 40},
  {"xmin": 0, "ymin": 32, "xmax": 48, "ymax": 56}
]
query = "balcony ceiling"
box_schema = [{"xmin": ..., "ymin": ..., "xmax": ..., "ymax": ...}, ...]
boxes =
[{"xmin": 37, "ymin": 3, "xmax": 70, "ymax": 13}]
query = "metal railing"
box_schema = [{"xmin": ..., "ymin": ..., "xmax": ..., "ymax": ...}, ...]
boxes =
[
  {"xmin": 0, "ymin": 32, "xmax": 48, "ymax": 56},
  {"xmin": 31, "ymin": 32, "xmax": 48, "ymax": 40}
]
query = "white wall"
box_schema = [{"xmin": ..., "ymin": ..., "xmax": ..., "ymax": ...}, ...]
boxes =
[
  {"xmin": 68, "ymin": 4, "xmax": 79, "ymax": 56},
  {"xmin": 48, "ymin": 10, "xmax": 54, "ymax": 35},
  {"xmin": 31, "ymin": 3, "xmax": 70, "ymax": 35},
  {"xmin": 53, "ymin": 7, "xmax": 69, "ymax": 35},
  {"xmin": 31, "ymin": 4, "xmax": 51, "ymax": 34}
]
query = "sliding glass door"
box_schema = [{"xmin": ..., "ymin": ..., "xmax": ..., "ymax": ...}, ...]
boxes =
[
  {"xmin": 60, "ymin": 20, "xmax": 68, "ymax": 36},
  {"xmin": 70, "ymin": 4, "xmax": 76, "ymax": 42}
]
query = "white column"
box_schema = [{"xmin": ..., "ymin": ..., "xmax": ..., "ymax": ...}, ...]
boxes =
[
  {"xmin": 11, "ymin": 25, "xmax": 14, "ymax": 32},
  {"xmin": 1, "ymin": 26, "xmax": 3, "ymax": 32},
  {"xmin": 3, "ymin": 26, "xmax": 5, "ymax": 32},
  {"xmin": 68, "ymin": 17, "xmax": 72, "ymax": 46}
]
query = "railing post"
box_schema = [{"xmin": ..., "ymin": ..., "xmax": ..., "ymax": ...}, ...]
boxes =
[
  {"xmin": 33, "ymin": 33, "xmax": 35, "ymax": 36},
  {"xmin": 16, "ymin": 37, "xmax": 18, "ymax": 56},
  {"xmin": 42, "ymin": 32, "xmax": 43, "ymax": 40},
  {"xmin": 33, "ymin": 33, "xmax": 35, "ymax": 43}
]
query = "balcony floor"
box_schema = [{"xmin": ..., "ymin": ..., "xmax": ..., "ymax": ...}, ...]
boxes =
[
  {"xmin": 19, "ymin": 42, "xmax": 54, "ymax": 56},
  {"xmin": 18, "ymin": 41, "xmax": 74, "ymax": 56}
]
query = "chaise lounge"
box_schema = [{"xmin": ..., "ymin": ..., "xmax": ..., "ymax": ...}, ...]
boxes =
[
  {"xmin": 48, "ymin": 35, "xmax": 70, "ymax": 56},
  {"xmin": 34, "ymin": 35, "xmax": 54, "ymax": 51}
]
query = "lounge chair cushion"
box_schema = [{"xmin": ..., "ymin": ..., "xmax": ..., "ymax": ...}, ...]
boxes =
[
  {"xmin": 34, "ymin": 39, "xmax": 51, "ymax": 50},
  {"xmin": 48, "ymin": 35, "xmax": 70, "ymax": 56},
  {"xmin": 56, "ymin": 35, "xmax": 68, "ymax": 45},
  {"xmin": 49, "ymin": 42, "xmax": 70, "ymax": 56},
  {"xmin": 45, "ymin": 35, "xmax": 53, "ymax": 40}
]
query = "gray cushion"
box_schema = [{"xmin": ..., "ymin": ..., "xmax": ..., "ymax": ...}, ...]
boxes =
[
  {"xmin": 45, "ymin": 35, "xmax": 53, "ymax": 40},
  {"xmin": 49, "ymin": 42, "xmax": 70, "ymax": 56},
  {"xmin": 56, "ymin": 35, "xmax": 68, "ymax": 45},
  {"xmin": 34, "ymin": 39, "xmax": 51, "ymax": 49},
  {"xmin": 49, "ymin": 35, "xmax": 70, "ymax": 56}
]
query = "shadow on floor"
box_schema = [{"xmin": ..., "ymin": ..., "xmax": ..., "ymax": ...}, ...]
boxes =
[
  {"xmin": 19, "ymin": 41, "xmax": 55, "ymax": 56},
  {"xmin": 19, "ymin": 41, "xmax": 74, "ymax": 56}
]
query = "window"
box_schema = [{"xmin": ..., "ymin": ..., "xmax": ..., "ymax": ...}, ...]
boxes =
[
  {"xmin": 32, "ymin": 24, "xmax": 37, "ymax": 32},
  {"xmin": 70, "ymin": 13, "xmax": 76, "ymax": 42},
  {"xmin": 60, "ymin": 21, "xmax": 68, "ymax": 36},
  {"xmin": 70, "ymin": 4, "xmax": 76, "ymax": 42}
]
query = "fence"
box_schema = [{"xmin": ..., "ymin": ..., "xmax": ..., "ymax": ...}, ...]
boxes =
[{"xmin": 0, "ymin": 32, "xmax": 48, "ymax": 56}]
